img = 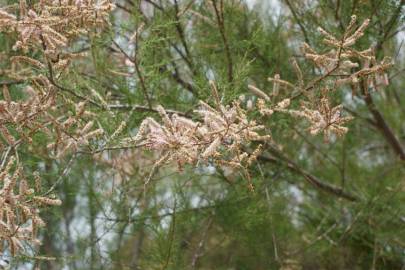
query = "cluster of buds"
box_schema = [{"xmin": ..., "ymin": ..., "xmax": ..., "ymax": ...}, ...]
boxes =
[
  {"xmin": 303, "ymin": 15, "xmax": 392, "ymax": 90},
  {"xmin": 0, "ymin": 82, "xmax": 56, "ymax": 149},
  {"xmin": 0, "ymin": 157, "xmax": 61, "ymax": 256},
  {"xmin": 132, "ymin": 16, "xmax": 394, "ymax": 187},
  {"xmin": 0, "ymin": 0, "xmax": 112, "ymax": 156},
  {"xmin": 0, "ymin": 0, "xmax": 115, "ymax": 52},
  {"xmin": 0, "ymin": 0, "xmax": 114, "ymax": 259},
  {"xmin": 0, "ymin": 81, "xmax": 103, "ymax": 158},
  {"xmin": 126, "ymin": 82, "xmax": 269, "ymax": 188},
  {"xmin": 46, "ymin": 101, "xmax": 104, "ymax": 158},
  {"xmin": 287, "ymin": 98, "xmax": 353, "ymax": 142},
  {"xmin": 247, "ymin": 15, "xmax": 392, "ymax": 141}
]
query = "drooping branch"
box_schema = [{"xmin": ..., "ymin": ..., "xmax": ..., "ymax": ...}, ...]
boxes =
[
  {"xmin": 258, "ymin": 148, "xmax": 358, "ymax": 201},
  {"xmin": 361, "ymin": 82, "xmax": 405, "ymax": 161}
]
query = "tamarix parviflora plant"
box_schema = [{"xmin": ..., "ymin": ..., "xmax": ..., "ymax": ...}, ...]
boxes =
[
  {"xmin": 128, "ymin": 15, "xmax": 391, "ymax": 189},
  {"xmin": 0, "ymin": 0, "xmax": 393, "ymax": 262}
]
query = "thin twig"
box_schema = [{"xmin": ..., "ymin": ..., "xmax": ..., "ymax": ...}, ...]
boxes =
[
  {"xmin": 259, "ymin": 145, "xmax": 359, "ymax": 201},
  {"xmin": 212, "ymin": 0, "xmax": 233, "ymax": 83}
]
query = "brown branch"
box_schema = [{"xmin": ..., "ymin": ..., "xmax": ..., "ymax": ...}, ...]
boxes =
[
  {"xmin": 39, "ymin": 34, "xmax": 105, "ymax": 109},
  {"xmin": 173, "ymin": 0, "xmax": 195, "ymax": 75},
  {"xmin": 361, "ymin": 83, "xmax": 405, "ymax": 161},
  {"xmin": 115, "ymin": 3, "xmax": 132, "ymax": 13},
  {"xmin": 212, "ymin": 0, "xmax": 233, "ymax": 83},
  {"xmin": 169, "ymin": 42, "xmax": 195, "ymax": 75},
  {"xmin": 375, "ymin": 0, "xmax": 405, "ymax": 51},
  {"xmin": 169, "ymin": 62, "xmax": 199, "ymax": 97},
  {"xmin": 107, "ymin": 104, "xmax": 187, "ymax": 116},
  {"xmin": 144, "ymin": 0, "xmax": 163, "ymax": 11},
  {"xmin": 111, "ymin": 39, "xmax": 153, "ymax": 109},
  {"xmin": 284, "ymin": 0, "xmax": 310, "ymax": 44},
  {"xmin": 259, "ymin": 146, "xmax": 359, "ymax": 201}
]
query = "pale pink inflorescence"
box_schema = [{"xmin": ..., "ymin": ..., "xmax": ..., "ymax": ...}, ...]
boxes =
[
  {"xmin": 251, "ymin": 16, "xmax": 391, "ymax": 141},
  {"xmin": 132, "ymin": 15, "xmax": 392, "ymax": 187},
  {"xmin": 0, "ymin": 3, "xmax": 395, "ymax": 260},
  {"xmin": 129, "ymin": 98, "xmax": 269, "ymax": 173},
  {"xmin": 124, "ymin": 96, "xmax": 269, "ymax": 191},
  {"xmin": 0, "ymin": 0, "xmax": 114, "ymax": 258},
  {"xmin": 0, "ymin": 157, "xmax": 61, "ymax": 256},
  {"xmin": 0, "ymin": 0, "xmax": 115, "ymax": 52}
]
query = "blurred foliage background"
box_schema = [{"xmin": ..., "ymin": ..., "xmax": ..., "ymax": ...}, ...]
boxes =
[{"xmin": 1, "ymin": 0, "xmax": 405, "ymax": 269}]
